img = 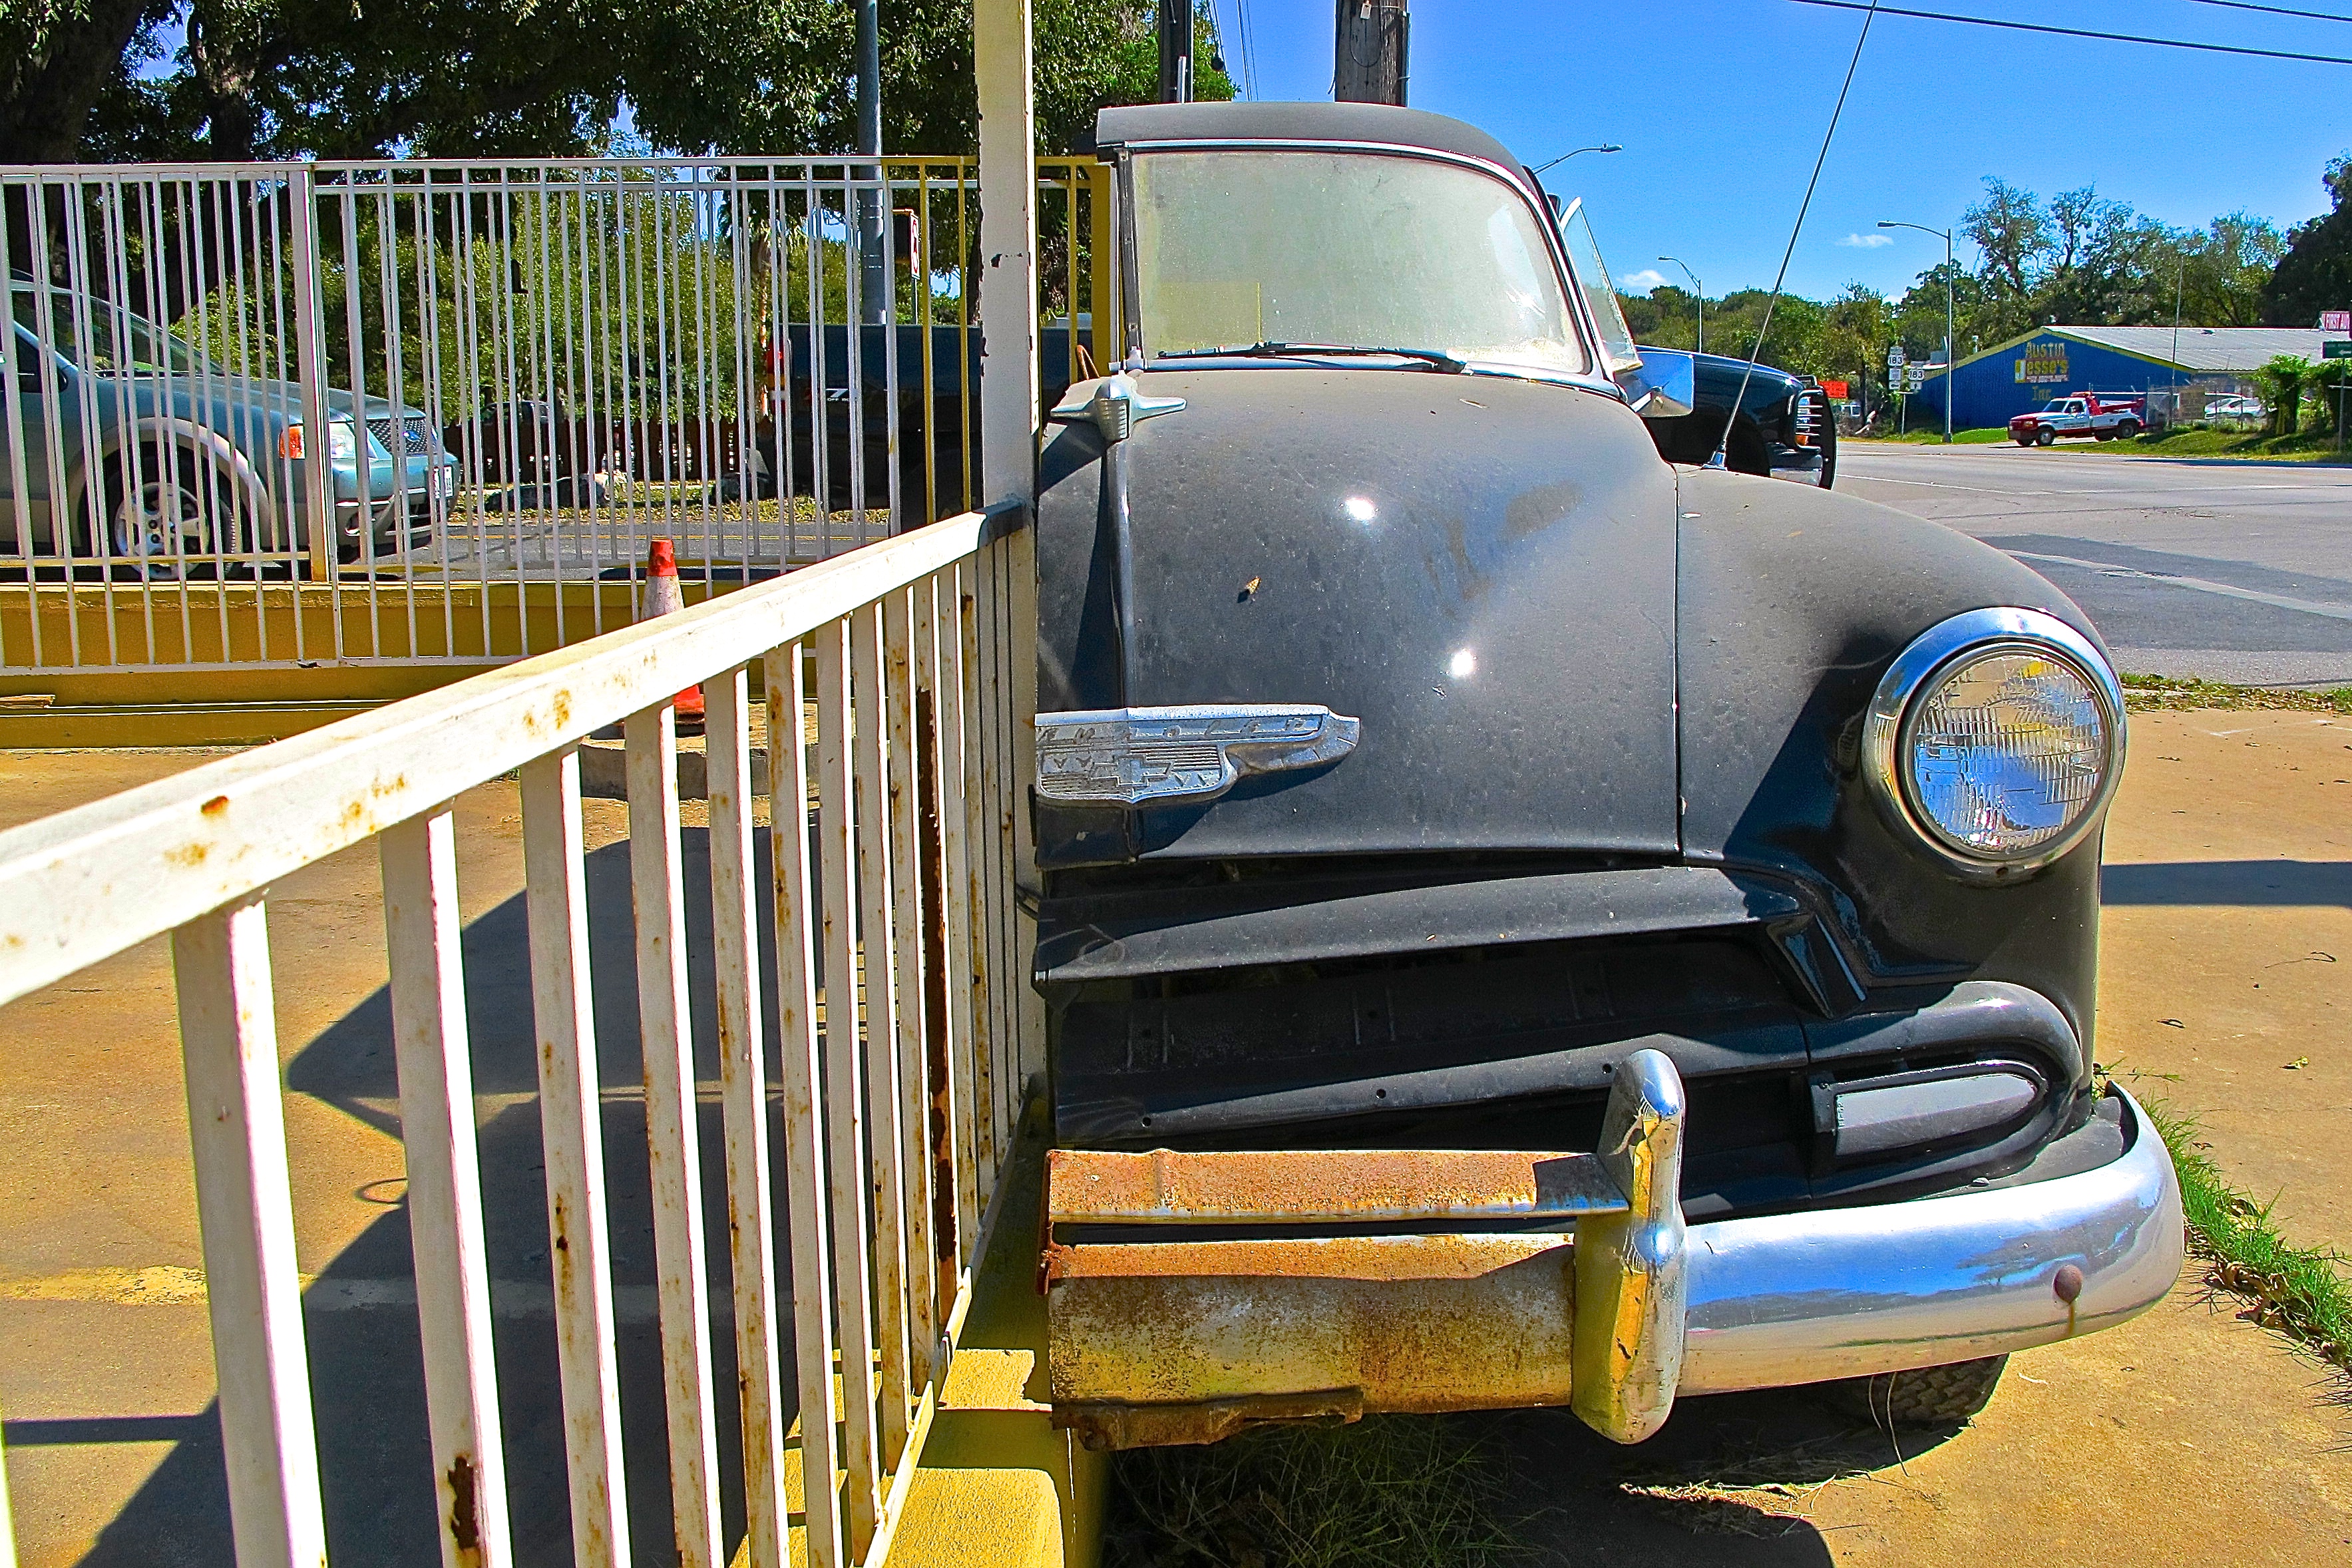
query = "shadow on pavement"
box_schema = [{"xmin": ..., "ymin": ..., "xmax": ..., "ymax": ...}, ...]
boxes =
[
  {"xmin": 2102, "ymin": 859, "xmax": 2352, "ymax": 909},
  {"xmin": 1478, "ymin": 1385, "xmax": 1973, "ymax": 1565},
  {"xmin": 79, "ymin": 827, "xmax": 795, "ymax": 1567}
]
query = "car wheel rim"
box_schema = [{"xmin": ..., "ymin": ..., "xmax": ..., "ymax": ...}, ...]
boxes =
[{"xmin": 112, "ymin": 476, "xmax": 210, "ymax": 581}]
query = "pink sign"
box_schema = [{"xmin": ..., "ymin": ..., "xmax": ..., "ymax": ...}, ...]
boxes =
[{"xmin": 2323, "ymin": 310, "xmax": 2351, "ymax": 332}]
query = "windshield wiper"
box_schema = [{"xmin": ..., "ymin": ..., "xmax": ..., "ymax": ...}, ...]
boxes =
[{"xmin": 1157, "ymin": 341, "xmax": 1467, "ymax": 373}]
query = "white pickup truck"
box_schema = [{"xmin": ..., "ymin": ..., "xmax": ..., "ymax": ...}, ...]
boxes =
[{"xmin": 2009, "ymin": 393, "xmax": 2144, "ymax": 445}]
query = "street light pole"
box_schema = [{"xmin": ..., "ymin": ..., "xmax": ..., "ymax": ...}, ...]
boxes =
[
  {"xmin": 1879, "ymin": 220, "xmax": 1954, "ymax": 443},
  {"xmin": 1527, "ymin": 143, "xmax": 1622, "ymax": 176},
  {"xmin": 1659, "ymin": 256, "xmax": 1702, "ymax": 355}
]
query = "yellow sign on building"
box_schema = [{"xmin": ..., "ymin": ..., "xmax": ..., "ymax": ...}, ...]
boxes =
[{"xmin": 2015, "ymin": 343, "xmax": 2069, "ymax": 383}]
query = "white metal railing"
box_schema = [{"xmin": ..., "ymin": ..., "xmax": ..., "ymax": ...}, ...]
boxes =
[
  {"xmin": 0, "ymin": 498, "xmax": 1039, "ymax": 1567},
  {"xmin": 0, "ymin": 157, "xmax": 1111, "ymax": 673}
]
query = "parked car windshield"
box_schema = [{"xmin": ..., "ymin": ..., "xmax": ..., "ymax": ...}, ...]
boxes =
[
  {"xmin": 1129, "ymin": 150, "xmax": 1588, "ymax": 377},
  {"xmin": 10, "ymin": 286, "xmax": 212, "ymax": 375}
]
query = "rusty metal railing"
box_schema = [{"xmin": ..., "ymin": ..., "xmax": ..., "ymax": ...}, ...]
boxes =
[{"xmin": 0, "ymin": 499, "xmax": 1040, "ymax": 1568}]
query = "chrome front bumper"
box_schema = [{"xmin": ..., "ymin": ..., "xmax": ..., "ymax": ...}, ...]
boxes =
[{"xmin": 1042, "ymin": 1055, "xmax": 2183, "ymax": 1449}]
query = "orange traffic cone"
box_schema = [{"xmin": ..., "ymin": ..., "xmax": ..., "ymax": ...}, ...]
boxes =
[{"xmin": 644, "ymin": 538, "xmax": 706, "ymax": 731}]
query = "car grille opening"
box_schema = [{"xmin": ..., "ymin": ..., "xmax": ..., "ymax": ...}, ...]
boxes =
[{"xmin": 367, "ymin": 415, "xmax": 434, "ymax": 456}]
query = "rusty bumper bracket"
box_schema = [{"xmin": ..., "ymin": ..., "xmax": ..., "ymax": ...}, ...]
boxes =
[{"xmin": 1042, "ymin": 1048, "xmax": 1689, "ymax": 1450}]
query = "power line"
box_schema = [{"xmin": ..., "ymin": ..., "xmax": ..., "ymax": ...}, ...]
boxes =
[
  {"xmin": 1790, "ymin": 0, "xmax": 2352, "ymax": 64},
  {"xmin": 2182, "ymin": 0, "xmax": 2352, "ymax": 25},
  {"xmin": 1235, "ymin": 0, "xmax": 1261, "ymax": 97},
  {"xmin": 1717, "ymin": 0, "xmax": 1881, "ymax": 463}
]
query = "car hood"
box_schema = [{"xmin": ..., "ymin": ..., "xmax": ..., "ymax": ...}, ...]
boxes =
[{"xmin": 1032, "ymin": 366, "xmax": 1681, "ymax": 867}]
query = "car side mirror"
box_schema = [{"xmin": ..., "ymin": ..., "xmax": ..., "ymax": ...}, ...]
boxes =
[{"xmin": 1617, "ymin": 349, "xmax": 1695, "ymax": 419}]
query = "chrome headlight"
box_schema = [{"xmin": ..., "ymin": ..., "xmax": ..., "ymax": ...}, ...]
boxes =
[{"xmin": 1862, "ymin": 608, "xmax": 2125, "ymax": 878}]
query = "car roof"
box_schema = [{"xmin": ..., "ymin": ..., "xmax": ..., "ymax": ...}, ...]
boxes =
[{"xmin": 1093, "ymin": 101, "xmax": 1523, "ymax": 177}]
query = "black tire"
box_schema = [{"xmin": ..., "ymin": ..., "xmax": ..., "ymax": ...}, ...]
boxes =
[
  {"xmin": 1830, "ymin": 1354, "xmax": 2007, "ymax": 1427},
  {"xmin": 1812, "ymin": 407, "xmax": 1838, "ymax": 489},
  {"xmin": 2036, "ymin": 428, "xmax": 2057, "ymax": 447},
  {"xmin": 93, "ymin": 443, "xmax": 244, "ymax": 580},
  {"xmin": 2116, "ymin": 419, "xmax": 2140, "ymax": 439},
  {"xmin": 2014, "ymin": 436, "xmax": 2035, "ymax": 447}
]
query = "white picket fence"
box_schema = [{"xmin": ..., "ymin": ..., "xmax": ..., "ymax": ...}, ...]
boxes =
[{"xmin": 0, "ymin": 498, "xmax": 1040, "ymax": 1568}]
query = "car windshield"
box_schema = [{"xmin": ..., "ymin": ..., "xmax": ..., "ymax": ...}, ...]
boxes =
[
  {"xmin": 1129, "ymin": 150, "xmax": 1588, "ymax": 377},
  {"xmin": 10, "ymin": 286, "xmax": 212, "ymax": 375}
]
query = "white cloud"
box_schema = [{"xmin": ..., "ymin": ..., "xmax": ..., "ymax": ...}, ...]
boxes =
[
  {"xmin": 1837, "ymin": 232, "xmax": 1895, "ymax": 248},
  {"xmin": 1619, "ymin": 268, "xmax": 1670, "ymax": 291}
]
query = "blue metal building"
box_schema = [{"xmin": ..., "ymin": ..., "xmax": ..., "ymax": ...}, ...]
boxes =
[{"xmin": 1910, "ymin": 326, "xmax": 2338, "ymax": 432}]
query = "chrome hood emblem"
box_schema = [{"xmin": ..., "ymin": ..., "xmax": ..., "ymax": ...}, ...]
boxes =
[
  {"xmin": 1048, "ymin": 373, "xmax": 1186, "ymax": 443},
  {"xmin": 1035, "ymin": 704, "xmax": 1362, "ymax": 806}
]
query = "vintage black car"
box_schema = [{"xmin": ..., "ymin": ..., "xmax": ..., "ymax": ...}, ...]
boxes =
[
  {"xmin": 1030, "ymin": 102, "xmax": 2181, "ymax": 1450},
  {"xmin": 1641, "ymin": 346, "xmax": 1837, "ymax": 485}
]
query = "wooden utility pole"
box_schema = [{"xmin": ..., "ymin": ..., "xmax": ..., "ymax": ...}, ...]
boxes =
[
  {"xmin": 1158, "ymin": 1, "xmax": 1194, "ymax": 102},
  {"xmin": 1333, "ymin": 0, "xmax": 1408, "ymax": 105}
]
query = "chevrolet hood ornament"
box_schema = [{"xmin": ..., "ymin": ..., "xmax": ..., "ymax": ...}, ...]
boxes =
[{"xmin": 1035, "ymin": 704, "xmax": 1362, "ymax": 806}]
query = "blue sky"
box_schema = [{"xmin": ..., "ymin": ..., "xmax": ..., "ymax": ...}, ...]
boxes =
[{"xmin": 1207, "ymin": 0, "xmax": 2349, "ymax": 302}]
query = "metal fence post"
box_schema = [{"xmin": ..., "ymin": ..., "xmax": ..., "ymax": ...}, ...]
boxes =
[
  {"xmin": 974, "ymin": 0, "xmax": 1040, "ymax": 515},
  {"xmin": 172, "ymin": 896, "xmax": 331, "ymax": 1568},
  {"xmin": 286, "ymin": 165, "xmax": 336, "ymax": 584}
]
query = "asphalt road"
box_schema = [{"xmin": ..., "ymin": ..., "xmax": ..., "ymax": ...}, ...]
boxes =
[{"xmin": 1837, "ymin": 443, "xmax": 2352, "ymax": 687}]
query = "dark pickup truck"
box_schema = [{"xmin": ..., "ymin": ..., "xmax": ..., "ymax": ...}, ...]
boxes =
[{"xmin": 1639, "ymin": 347, "xmax": 1836, "ymax": 485}]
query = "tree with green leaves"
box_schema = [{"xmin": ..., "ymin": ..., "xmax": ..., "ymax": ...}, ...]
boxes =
[
  {"xmin": 2263, "ymin": 155, "xmax": 2352, "ymax": 327},
  {"xmin": 11, "ymin": 0, "xmax": 1231, "ymax": 164},
  {"xmin": 2256, "ymin": 355, "xmax": 2313, "ymax": 437}
]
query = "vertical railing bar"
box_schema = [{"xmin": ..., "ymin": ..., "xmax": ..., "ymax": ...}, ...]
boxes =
[
  {"xmin": 518, "ymin": 748, "xmax": 633, "ymax": 1568},
  {"xmin": 413, "ymin": 173, "xmax": 460, "ymax": 659},
  {"xmin": 849, "ymin": 601, "xmax": 913, "ymax": 1471},
  {"xmin": 956, "ymin": 548, "xmax": 998, "ymax": 1191},
  {"xmin": 917, "ymin": 164, "xmax": 937, "ymax": 527},
  {"xmin": 881, "ymin": 584, "xmax": 936, "ymax": 1382},
  {"xmin": 188, "ymin": 179, "xmax": 240, "ymax": 660},
  {"xmin": 288, "ymin": 165, "xmax": 335, "ymax": 603},
  {"xmin": 22, "ymin": 202, "xmax": 85, "ymax": 668},
  {"xmin": 57, "ymin": 180, "xmax": 121, "ymax": 666},
  {"xmin": 377, "ymin": 181, "xmax": 424, "ymax": 661},
  {"xmin": 492, "ymin": 169, "xmax": 529, "ymax": 647},
  {"xmin": 172, "ymin": 896, "xmax": 329, "ymax": 1568},
  {"xmin": 932, "ymin": 561, "xmax": 982, "ymax": 1277},
  {"xmin": 708, "ymin": 668, "xmax": 790, "ymax": 1568},
  {"xmin": 815, "ymin": 617, "xmax": 884, "ymax": 1553},
  {"xmin": 765, "ymin": 639, "xmax": 846, "ymax": 1568},
  {"xmin": 1006, "ymin": 518, "xmax": 1045, "ymax": 1091},
  {"xmin": 337, "ymin": 184, "xmax": 377, "ymax": 652},
  {"xmin": 955, "ymin": 166, "xmax": 972, "ymax": 514},
  {"xmin": 725, "ymin": 181, "xmax": 756, "ymax": 581},
  {"xmin": 880, "ymin": 168, "xmax": 902, "ymax": 549},
  {"xmin": 972, "ymin": 534, "xmax": 1014, "ymax": 1177},
  {"xmin": 908, "ymin": 574, "xmax": 959, "ymax": 1352},
  {"xmin": 381, "ymin": 808, "xmax": 516, "ymax": 1568},
  {"xmin": 93, "ymin": 179, "xmax": 159, "ymax": 661},
  {"xmin": 0, "ymin": 185, "xmax": 44, "ymax": 668},
  {"xmin": 626, "ymin": 699, "xmax": 725, "ymax": 1568}
]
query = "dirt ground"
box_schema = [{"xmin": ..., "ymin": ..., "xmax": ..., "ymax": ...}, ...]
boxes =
[
  {"xmin": 2098, "ymin": 709, "xmax": 2352, "ymax": 1255},
  {"xmin": 0, "ymin": 708, "xmax": 2347, "ymax": 1565}
]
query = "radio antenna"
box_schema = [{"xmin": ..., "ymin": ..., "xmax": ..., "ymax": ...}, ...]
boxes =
[{"xmin": 1712, "ymin": 0, "xmax": 1883, "ymax": 467}]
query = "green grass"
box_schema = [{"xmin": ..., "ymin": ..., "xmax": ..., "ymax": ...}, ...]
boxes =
[
  {"xmin": 2120, "ymin": 674, "xmax": 2352, "ymax": 713},
  {"xmin": 2144, "ymin": 1099, "xmax": 2352, "ymax": 1369},
  {"xmin": 1105, "ymin": 1416, "xmax": 1527, "ymax": 1568},
  {"xmin": 1845, "ymin": 427, "xmax": 2009, "ymax": 445},
  {"xmin": 2046, "ymin": 425, "xmax": 2352, "ymax": 462}
]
